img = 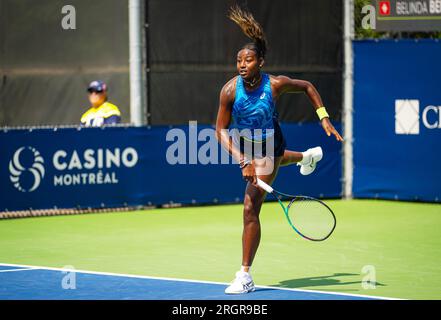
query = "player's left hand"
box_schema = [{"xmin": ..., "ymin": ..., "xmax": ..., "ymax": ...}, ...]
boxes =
[{"xmin": 321, "ymin": 118, "xmax": 343, "ymax": 142}]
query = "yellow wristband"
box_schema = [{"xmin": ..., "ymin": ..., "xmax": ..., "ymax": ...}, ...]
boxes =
[{"xmin": 316, "ymin": 107, "xmax": 329, "ymax": 121}]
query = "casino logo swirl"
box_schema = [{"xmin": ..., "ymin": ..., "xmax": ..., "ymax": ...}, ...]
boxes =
[{"xmin": 9, "ymin": 147, "xmax": 45, "ymax": 192}]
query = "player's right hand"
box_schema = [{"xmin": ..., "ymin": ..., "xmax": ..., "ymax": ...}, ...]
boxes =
[{"xmin": 242, "ymin": 162, "xmax": 257, "ymax": 185}]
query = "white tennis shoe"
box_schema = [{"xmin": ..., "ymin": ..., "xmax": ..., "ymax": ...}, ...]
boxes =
[
  {"xmin": 298, "ymin": 146, "xmax": 323, "ymax": 176},
  {"xmin": 225, "ymin": 271, "xmax": 255, "ymax": 294}
]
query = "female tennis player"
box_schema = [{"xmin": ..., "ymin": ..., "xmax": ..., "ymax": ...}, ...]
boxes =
[{"xmin": 215, "ymin": 6, "xmax": 343, "ymax": 294}]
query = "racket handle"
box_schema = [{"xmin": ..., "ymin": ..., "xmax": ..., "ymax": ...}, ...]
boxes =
[{"xmin": 256, "ymin": 178, "xmax": 274, "ymax": 193}]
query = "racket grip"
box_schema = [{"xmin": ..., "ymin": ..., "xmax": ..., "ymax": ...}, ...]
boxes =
[{"xmin": 256, "ymin": 178, "xmax": 274, "ymax": 193}]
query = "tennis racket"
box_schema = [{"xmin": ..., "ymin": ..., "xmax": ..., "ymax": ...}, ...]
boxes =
[{"xmin": 256, "ymin": 178, "xmax": 336, "ymax": 241}]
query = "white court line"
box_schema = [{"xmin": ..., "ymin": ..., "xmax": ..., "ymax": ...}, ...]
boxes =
[
  {"xmin": 0, "ymin": 268, "xmax": 38, "ymax": 273},
  {"xmin": 0, "ymin": 262, "xmax": 400, "ymax": 300}
]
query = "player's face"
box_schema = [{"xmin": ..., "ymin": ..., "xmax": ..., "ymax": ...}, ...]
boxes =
[
  {"xmin": 88, "ymin": 90, "xmax": 106, "ymax": 107},
  {"xmin": 236, "ymin": 49, "xmax": 261, "ymax": 80}
]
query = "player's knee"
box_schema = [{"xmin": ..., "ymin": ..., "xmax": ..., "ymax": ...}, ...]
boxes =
[
  {"xmin": 243, "ymin": 211, "xmax": 260, "ymax": 226},
  {"xmin": 243, "ymin": 202, "xmax": 261, "ymax": 224},
  {"xmin": 243, "ymin": 202, "xmax": 255, "ymax": 215}
]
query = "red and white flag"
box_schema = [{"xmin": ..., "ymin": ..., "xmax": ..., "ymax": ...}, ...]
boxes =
[{"xmin": 379, "ymin": 1, "xmax": 391, "ymax": 16}]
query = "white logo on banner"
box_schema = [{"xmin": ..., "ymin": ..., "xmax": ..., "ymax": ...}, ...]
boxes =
[
  {"xmin": 395, "ymin": 99, "xmax": 441, "ymax": 135},
  {"xmin": 8, "ymin": 147, "xmax": 139, "ymax": 191},
  {"xmin": 422, "ymin": 105, "xmax": 441, "ymax": 129},
  {"xmin": 51, "ymin": 147, "xmax": 139, "ymax": 187},
  {"xmin": 9, "ymin": 147, "xmax": 45, "ymax": 192},
  {"xmin": 395, "ymin": 99, "xmax": 420, "ymax": 135}
]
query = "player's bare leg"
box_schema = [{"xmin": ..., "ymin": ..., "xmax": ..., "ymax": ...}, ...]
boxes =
[
  {"xmin": 281, "ymin": 148, "xmax": 323, "ymax": 175},
  {"xmin": 225, "ymin": 157, "xmax": 282, "ymax": 294},
  {"xmin": 280, "ymin": 150, "xmax": 303, "ymax": 166}
]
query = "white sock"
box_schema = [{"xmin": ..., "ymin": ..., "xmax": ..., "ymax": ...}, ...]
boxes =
[
  {"xmin": 240, "ymin": 266, "xmax": 251, "ymax": 274},
  {"xmin": 299, "ymin": 151, "xmax": 312, "ymax": 165}
]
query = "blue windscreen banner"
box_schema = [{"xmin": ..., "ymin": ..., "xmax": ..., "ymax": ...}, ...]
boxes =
[
  {"xmin": 353, "ymin": 39, "xmax": 441, "ymax": 202},
  {"xmin": 0, "ymin": 123, "xmax": 342, "ymax": 211}
]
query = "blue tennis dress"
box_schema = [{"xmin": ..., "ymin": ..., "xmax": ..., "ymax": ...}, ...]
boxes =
[{"xmin": 230, "ymin": 73, "xmax": 286, "ymax": 157}]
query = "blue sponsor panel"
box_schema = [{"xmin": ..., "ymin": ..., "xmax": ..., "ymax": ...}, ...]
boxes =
[
  {"xmin": 353, "ymin": 39, "xmax": 441, "ymax": 202},
  {"xmin": 0, "ymin": 123, "xmax": 341, "ymax": 211}
]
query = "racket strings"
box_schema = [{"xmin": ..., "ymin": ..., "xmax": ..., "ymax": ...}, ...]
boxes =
[{"xmin": 286, "ymin": 197, "xmax": 336, "ymax": 241}]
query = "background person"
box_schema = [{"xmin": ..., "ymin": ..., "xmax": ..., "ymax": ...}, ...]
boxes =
[{"xmin": 80, "ymin": 80, "xmax": 121, "ymax": 127}]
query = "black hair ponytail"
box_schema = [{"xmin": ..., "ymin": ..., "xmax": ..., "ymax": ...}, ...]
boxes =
[{"xmin": 228, "ymin": 5, "xmax": 267, "ymax": 59}]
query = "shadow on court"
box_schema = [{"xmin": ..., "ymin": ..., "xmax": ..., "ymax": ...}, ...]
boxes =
[{"xmin": 273, "ymin": 273, "xmax": 386, "ymax": 289}]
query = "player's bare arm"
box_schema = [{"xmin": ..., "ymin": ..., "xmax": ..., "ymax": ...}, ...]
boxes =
[{"xmin": 271, "ymin": 75, "xmax": 343, "ymax": 142}]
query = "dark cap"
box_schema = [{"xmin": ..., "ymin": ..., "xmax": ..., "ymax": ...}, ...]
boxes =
[{"xmin": 87, "ymin": 80, "xmax": 107, "ymax": 92}]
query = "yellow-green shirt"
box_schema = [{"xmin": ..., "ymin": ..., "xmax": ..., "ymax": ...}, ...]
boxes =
[{"xmin": 81, "ymin": 102, "xmax": 121, "ymax": 127}]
